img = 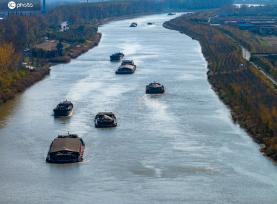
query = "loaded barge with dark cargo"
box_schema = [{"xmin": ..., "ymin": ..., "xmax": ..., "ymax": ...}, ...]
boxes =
[
  {"xmin": 146, "ymin": 82, "xmax": 165, "ymax": 94},
  {"xmin": 53, "ymin": 100, "xmax": 73, "ymax": 117},
  {"xmin": 46, "ymin": 133, "xmax": 85, "ymax": 163},
  {"xmin": 95, "ymin": 112, "xmax": 117, "ymax": 128},
  {"xmin": 115, "ymin": 60, "xmax": 136, "ymax": 74}
]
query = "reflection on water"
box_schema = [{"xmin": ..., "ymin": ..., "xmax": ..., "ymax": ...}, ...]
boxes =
[
  {"xmin": 0, "ymin": 13, "xmax": 277, "ymax": 204},
  {"xmin": 54, "ymin": 116, "xmax": 72, "ymax": 124},
  {"xmin": 0, "ymin": 96, "xmax": 21, "ymax": 128}
]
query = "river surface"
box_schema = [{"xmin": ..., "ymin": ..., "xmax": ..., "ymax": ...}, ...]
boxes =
[{"xmin": 0, "ymin": 14, "xmax": 277, "ymax": 204}]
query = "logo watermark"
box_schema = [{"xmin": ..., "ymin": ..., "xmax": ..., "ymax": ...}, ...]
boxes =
[
  {"xmin": 0, "ymin": 0, "xmax": 40, "ymax": 12},
  {"xmin": 7, "ymin": 1, "xmax": 16, "ymax": 9}
]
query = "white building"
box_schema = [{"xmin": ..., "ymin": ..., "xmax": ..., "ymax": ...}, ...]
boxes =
[{"xmin": 60, "ymin": 21, "xmax": 69, "ymax": 32}]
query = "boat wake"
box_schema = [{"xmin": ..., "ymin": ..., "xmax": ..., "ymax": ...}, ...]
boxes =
[
  {"xmin": 143, "ymin": 95, "xmax": 171, "ymax": 122},
  {"xmin": 121, "ymin": 42, "xmax": 141, "ymax": 56},
  {"xmin": 67, "ymin": 80, "xmax": 104, "ymax": 101}
]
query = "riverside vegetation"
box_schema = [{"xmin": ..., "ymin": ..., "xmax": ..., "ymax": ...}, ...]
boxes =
[{"xmin": 164, "ymin": 8, "xmax": 277, "ymax": 161}]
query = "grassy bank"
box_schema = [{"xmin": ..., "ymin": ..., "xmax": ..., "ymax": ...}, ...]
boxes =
[
  {"xmin": 164, "ymin": 14, "xmax": 277, "ymax": 161},
  {"xmin": 0, "ymin": 66, "xmax": 50, "ymax": 104}
]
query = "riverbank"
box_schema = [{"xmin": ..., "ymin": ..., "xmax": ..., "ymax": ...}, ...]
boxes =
[
  {"xmin": 0, "ymin": 66, "xmax": 50, "ymax": 104},
  {"xmin": 0, "ymin": 33, "xmax": 102, "ymax": 106},
  {"xmin": 49, "ymin": 33, "xmax": 102, "ymax": 64},
  {"xmin": 164, "ymin": 14, "xmax": 277, "ymax": 161}
]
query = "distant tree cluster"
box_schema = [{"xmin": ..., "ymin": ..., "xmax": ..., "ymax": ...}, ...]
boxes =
[
  {"xmin": 48, "ymin": 24, "xmax": 98, "ymax": 43},
  {"xmin": 0, "ymin": 16, "xmax": 47, "ymax": 51},
  {"xmin": 46, "ymin": 0, "xmax": 234, "ymax": 25},
  {"xmin": 184, "ymin": 0, "xmax": 234, "ymax": 9},
  {"xmin": 220, "ymin": 4, "xmax": 277, "ymax": 16}
]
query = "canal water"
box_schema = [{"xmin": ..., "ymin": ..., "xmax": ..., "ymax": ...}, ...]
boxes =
[{"xmin": 0, "ymin": 14, "xmax": 277, "ymax": 204}]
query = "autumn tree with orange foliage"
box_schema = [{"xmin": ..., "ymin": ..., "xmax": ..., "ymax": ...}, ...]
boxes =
[
  {"xmin": 0, "ymin": 43, "xmax": 19, "ymax": 72},
  {"xmin": 0, "ymin": 43, "xmax": 21, "ymax": 88}
]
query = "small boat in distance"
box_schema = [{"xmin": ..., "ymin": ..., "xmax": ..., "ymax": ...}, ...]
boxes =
[
  {"xmin": 168, "ymin": 12, "xmax": 176, "ymax": 16},
  {"xmin": 110, "ymin": 52, "xmax": 124, "ymax": 62},
  {"xmin": 95, "ymin": 112, "xmax": 117, "ymax": 128},
  {"xmin": 130, "ymin": 22, "xmax": 138, "ymax": 27},
  {"xmin": 146, "ymin": 82, "xmax": 165, "ymax": 94},
  {"xmin": 53, "ymin": 100, "xmax": 73, "ymax": 117},
  {"xmin": 46, "ymin": 133, "xmax": 85, "ymax": 163},
  {"xmin": 116, "ymin": 60, "xmax": 136, "ymax": 74},
  {"xmin": 147, "ymin": 22, "xmax": 154, "ymax": 25}
]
